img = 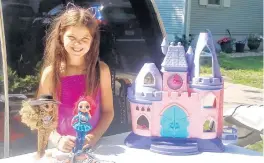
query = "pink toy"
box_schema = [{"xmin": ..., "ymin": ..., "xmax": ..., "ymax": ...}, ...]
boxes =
[{"xmin": 125, "ymin": 30, "xmax": 225, "ymax": 155}]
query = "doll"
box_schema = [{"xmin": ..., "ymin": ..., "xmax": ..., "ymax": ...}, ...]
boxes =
[
  {"xmin": 71, "ymin": 96, "xmax": 96, "ymax": 155},
  {"xmin": 19, "ymin": 94, "xmax": 60, "ymax": 159}
]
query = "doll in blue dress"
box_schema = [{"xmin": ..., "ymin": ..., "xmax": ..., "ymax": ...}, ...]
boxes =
[{"xmin": 71, "ymin": 96, "xmax": 96, "ymax": 154}]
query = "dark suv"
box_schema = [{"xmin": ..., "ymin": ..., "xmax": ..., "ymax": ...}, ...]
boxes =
[
  {"xmin": 0, "ymin": 0, "xmax": 165, "ymax": 158},
  {"xmin": 20, "ymin": 0, "xmax": 164, "ymax": 76}
]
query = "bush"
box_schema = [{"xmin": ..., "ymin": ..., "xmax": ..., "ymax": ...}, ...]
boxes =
[{"xmin": 0, "ymin": 67, "xmax": 39, "ymax": 94}]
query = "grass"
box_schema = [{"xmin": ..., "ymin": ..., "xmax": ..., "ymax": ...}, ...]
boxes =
[
  {"xmin": 246, "ymin": 140, "xmax": 263, "ymax": 153},
  {"xmin": 201, "ymin": 54, "xmax": 263, "ymax": 153},
  {"xmin": 200, "ymin": 54, "xmax": 263, "ymax": 89}
]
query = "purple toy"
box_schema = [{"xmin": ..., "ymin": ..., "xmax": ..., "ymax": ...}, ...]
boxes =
[{"xmin": 125, "ymin": 30, "xmax": 225, "ymax": 155}]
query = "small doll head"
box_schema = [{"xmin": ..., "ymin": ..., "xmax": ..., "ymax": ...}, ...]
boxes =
[{"xmin": 73, "ymin": 96, "xmax": 96, "ymax": 116}]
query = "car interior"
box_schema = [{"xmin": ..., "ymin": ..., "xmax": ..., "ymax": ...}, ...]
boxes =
[{"xmin": 0, "ymin": 0, "xmax": 165, "ymax": 158}]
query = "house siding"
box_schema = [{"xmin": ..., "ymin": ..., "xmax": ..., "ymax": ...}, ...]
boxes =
[
  {"xmin": 189, "ymin": 0, "xmax": 263, "ymax": 36},
  {"xmin": 155, "ymin": 0, "xmax": 186, "ymax": 41}
]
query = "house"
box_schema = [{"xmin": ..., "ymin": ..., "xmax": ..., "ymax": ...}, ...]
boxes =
[
  {"xmin": 125, "ymin": 31, "xmax": 225, "ymax": 154},
  {"xmin": 155, "ymin": 0, "xmax": 263, "ymax": 49}
]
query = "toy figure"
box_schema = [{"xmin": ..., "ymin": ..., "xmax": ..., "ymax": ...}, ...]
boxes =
[
  {"xmin": 71, "ymin": 96, "xmax": 95, "ymax": 154},
  {"xmin": 19, "ymin": 94, "xmax": 60, "ymax": 159}
]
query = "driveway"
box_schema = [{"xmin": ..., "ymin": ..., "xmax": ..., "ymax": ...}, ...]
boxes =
[{"xmin": 223, "ymin": 82, "xmax": 263, "ymax": 111}]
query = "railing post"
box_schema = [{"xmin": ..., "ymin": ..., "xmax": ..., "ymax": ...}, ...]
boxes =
[{"xmin": 0, "ymin": 0, "xmax": 10, "ymax": 158}]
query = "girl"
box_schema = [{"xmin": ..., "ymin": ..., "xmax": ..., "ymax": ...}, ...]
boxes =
[{"xmin": 37, "ymin": 5, "xmax": 114, "ymax": 153}]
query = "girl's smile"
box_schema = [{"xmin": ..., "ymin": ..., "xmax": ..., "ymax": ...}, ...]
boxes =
[
  {"xmin": 63, "ymin": 25, "xmax": 93, "ymax": 58},
  {"xmin": 72, "ymin": 47, "xmax": 84, "ymax": 53}
]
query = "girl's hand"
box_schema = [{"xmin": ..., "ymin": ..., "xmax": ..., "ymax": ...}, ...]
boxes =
[
  {"xmin": 57, "ymin": 135, "xmax": 76, "ymax": 153},
  {"xmin": 82, "ymin": 134, "xmax": 100, "ymax": 150}
]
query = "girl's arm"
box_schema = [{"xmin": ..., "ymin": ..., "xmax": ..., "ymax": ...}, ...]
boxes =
[
  {"xmin": 37, "ymin": 66, "xmax": 62, "ymax": 144},
  {"xmin": 87, "ymin": 62, "xmax": 114, "ymax": 145},
  {"xmin": 36, "ymin": 66, "xmax": 53, "ymax": 97}
]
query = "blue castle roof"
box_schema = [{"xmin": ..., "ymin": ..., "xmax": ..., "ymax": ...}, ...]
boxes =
[{"xmin": 161, "ymin": 42, "xmax": 188, "ymax": 72}]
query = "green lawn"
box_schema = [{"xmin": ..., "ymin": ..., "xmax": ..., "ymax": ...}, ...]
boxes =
[
  {"xmin": 201, "ymin": 54, "xmax": 263, "ymax": 153},
  {"xmin": 200, "ymin": 54, "xmax": 263, "ymax": 89}
]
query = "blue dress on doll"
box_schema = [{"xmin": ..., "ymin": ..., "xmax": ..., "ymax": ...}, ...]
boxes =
[{"xmin": 72, "ymin": 112, "xmax": 92, "ymax": 153}]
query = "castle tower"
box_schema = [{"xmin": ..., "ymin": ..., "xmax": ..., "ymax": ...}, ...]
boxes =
[
  {"xmin": 190, "ymin": 30, "xmax": 224, "ymax": 139},
  {"xmin": 127, "ymin": 63, "xmax": 162, "ymax": 136},
  {"xmin": 161, "ymin": 42, "xmax": 188, "ymax": 93}
]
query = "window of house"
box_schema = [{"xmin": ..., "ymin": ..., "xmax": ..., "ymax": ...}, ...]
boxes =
[{"xmin": 208, "ymin": 0, "xmax": 221, "ymax": 5}]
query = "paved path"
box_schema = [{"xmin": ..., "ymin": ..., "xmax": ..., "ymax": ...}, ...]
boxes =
[
  {"xmin": 222, "ymin": 82, "xmax": 263, "ymax": 148},
  {"xmin": 228, "ymin": 50, "xmax": 263, "ymax": 58},
  {"xmin": 223, "ymin": 82, "xmax": 263, "ymax": 111}
]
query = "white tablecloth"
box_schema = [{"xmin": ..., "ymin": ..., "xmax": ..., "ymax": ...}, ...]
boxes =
[{"xmin": 0, "ymin": 132, "xmax": 263, "ymax": 163}]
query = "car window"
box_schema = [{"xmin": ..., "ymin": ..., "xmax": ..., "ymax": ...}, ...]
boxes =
[
  {"xmin": 104, "ymin": 6, "xmax": 136, "ymax": 22},
  {"xmin": 0, "ymin": 0, "xmax": 161, "ymax": 158},
  {"xmin": 4, "ymin": 5, "xmax": 35, "ymax": 17},
  {"xmin": 47, "ymin": 4, "xmax": 64, "ymax": 16}
]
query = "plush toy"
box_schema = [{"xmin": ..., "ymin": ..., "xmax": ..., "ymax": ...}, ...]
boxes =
[{"xmin": 19, "ymin": 94, "xmax": 60, "ymax": 159}]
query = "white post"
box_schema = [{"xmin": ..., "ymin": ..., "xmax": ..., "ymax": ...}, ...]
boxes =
[
  {"xmin": 0, "ymin": 0, "xmax": 10, "ymax": 158},
  {"xmin": 185, "ymin": 0, "xmax": 191, "ymax": 40}
]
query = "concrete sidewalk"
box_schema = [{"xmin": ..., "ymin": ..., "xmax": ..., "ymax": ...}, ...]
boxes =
[
  {"xmin": 223, "ymin": 82, "xmax": 263, "ymax": 148},
  {"xmin": 223, "ymin": 82, "xmax": 263, "ymax": 111}
]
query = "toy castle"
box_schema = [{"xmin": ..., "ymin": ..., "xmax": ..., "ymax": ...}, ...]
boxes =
[{"xmin": 124, "ymin": 31, "xmax": 225, "ymax": 155}]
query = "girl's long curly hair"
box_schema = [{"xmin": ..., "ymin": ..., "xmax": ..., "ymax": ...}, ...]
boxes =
[{"xmin": 40, "ymin": 4, "xmax": 100, "ymax": 98}]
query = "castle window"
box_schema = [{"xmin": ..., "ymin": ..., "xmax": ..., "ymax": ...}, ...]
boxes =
[
  {"xmin": 136, "ymin": 106, "xmax": 139, "ymax": 111},
  {"xmin": 141, "ymin": 107, "xmax": 145, "ymax": 111},
  {"xmin": 202, "ymin": 93, "xmax": 216, "ymax": 109},
  {"xmin": 147, "ymin": 107, "xmax": 151, "ymax": 112},
  {"xmin": 137, "ymin": 115, "xmax": 149, "ymax": 130},
  {"xmin": 203, "ymin": 118, "xmax": 216, "ymax": 132},
  {"xmin": 144, "ymin": 72, "xmax": 154, "ymax": 85},
  {"xmin": 167, "ymin": 74, "xmax": 183, "ymax": 90}
]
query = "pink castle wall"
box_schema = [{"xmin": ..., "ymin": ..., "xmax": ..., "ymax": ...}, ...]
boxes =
[
  {"xmin": 129, "ymin": 72, "xmax": 223, "ymax": 140},
  {"xmin": 130, "ymin": 102, "xmax": 152, "ymax": 136}
]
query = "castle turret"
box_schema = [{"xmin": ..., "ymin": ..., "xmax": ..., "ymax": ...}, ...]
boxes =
[
  {"xmin": 161, "ymin": 37, "xmax": 169, "ymax": 55},
  {"xmin": 186, "ymin": 46, "xmax": 194, "ymax": 73},
  {"xmin": 189, "ymin": 30, "xmax": 224, "ymax": 138},
  {"xmin": 161, "ymin": 42, "xmax": 188, "ymax": 72},
  {"xmin": 127, "ymin": 63, "xmax": 162, "ymax": 137},
  {"xmin": 190, "ymin": 30, "xmax": 223, "ymax": 90},
  {"xmin": 127, "ymin": 63, "xmax": 162, "ymax": 103},
  {"xmin": 161, "ymin": 42, "xmax": 188, "ymax": 93}
]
